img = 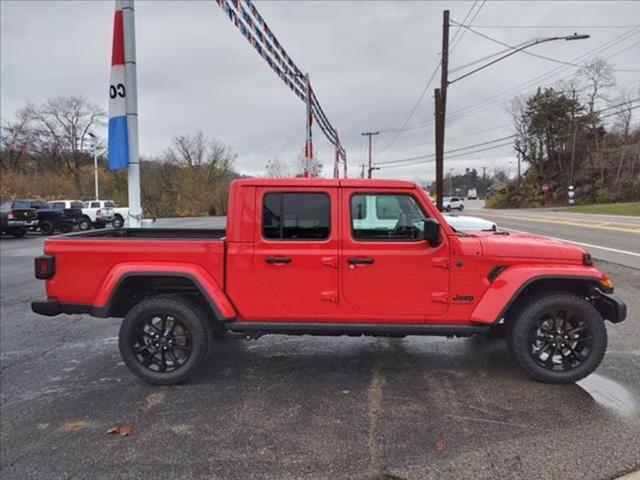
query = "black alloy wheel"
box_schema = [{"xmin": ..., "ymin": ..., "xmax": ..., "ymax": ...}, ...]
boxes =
[
  {"xmin": 119, "ymin": 296, "xmax": 211, "ymax": 384},
  {"xmin": 78, "ymin": 216, "xmax": 91, "ymax": 231},
  {"xmin": 132, "ymin": 313, "xmax": 193, "ymax": 374},
  {"xmin": 506, "ymin": 292, "xmax": 607, "ymax": 383},
  {"xmin": 528, "ymin": 309, "xmax": 593, "ymax": 373}
]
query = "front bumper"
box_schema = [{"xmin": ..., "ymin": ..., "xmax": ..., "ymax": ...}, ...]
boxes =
[
  {"xmin": 594, "ymin": 289, "xmax": 627, "ymax": 323},
  {"xmin": 7, "ymin": 220, "xmax": 37, "ymax": 227}
]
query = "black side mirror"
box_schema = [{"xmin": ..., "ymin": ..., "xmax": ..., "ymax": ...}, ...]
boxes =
[{"xmin": 423, "ymin": 219, "xmax": 440, "ymax": 247}]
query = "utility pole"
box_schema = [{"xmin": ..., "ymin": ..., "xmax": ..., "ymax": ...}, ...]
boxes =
[
  {"xmin": 482, "ymin": 166, "xmax": 487, "ymax": 198},
  {"xmin": 359, "ymin": 163, "xmax": 365, "ymax": 179},
  {"xmin": 434, "ymin": 88, "xmax": 444, "ymax": 207},
  {"xmin": 304, "ymin": 73, "xmax": 313, "ymax": 178},
  {"xmin": 434, "ymin": 10, "xmax": 450, "ymax": 211},
  {"xmin": 361, "ymin": 131, "xmax": 379, "ymax": 178}
]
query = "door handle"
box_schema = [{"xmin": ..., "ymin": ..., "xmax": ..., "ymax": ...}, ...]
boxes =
[
  {"xmin": 265, "ymin": 256, "xmax": 292, "ymax": 264},
  {"xmin": 347, "ymin": 257, "xmax": 374, "ymax": 265}
]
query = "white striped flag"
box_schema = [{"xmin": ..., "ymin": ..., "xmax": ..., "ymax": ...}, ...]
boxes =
[{"xmin": 108, "ymin": 2, "xmax": 129, "ymax": 170}]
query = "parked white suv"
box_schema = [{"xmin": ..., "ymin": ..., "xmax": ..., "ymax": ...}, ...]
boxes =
[
  {"xmin": 80, "ymin": 200, "xmax": 115, "ymax": 230},
  {"xmin": 442, "ymin": 196, "xmax": 464, "ymax": 212}
]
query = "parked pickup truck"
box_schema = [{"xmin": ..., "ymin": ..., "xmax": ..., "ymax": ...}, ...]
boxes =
[
  {"xmin": 79, "ymin": 200, "xmax": 115, "ymax": 230},
  {"xmin": 0, "ymin": 200, "xmax": 38, "ymax": 237},
  {"xmin": 31, "ymin": 178, "xmax": 626, "ymax": 385},
  {"xmin": 14, "ymin": 199, "xmax": 78, "ymax": 235}
]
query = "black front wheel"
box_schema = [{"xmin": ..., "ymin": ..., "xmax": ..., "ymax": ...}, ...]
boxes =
[
  {"xmin": 507, "ymin": 292, "xmax": 607, "ymax": 383},
  {"xmin": 119, "ymin": 296, "xmax": 211, "ymax": 385},
  {"xmin": 12, "ymin": 228, "xmax": 26, "ymax": 238},
  {"xmin": 39, "ymin": 220, "xmax": 55, "ymax": 235}
]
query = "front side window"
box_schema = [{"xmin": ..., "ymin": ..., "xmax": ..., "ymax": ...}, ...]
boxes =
[
  {"xmin": 71, "ymin": 201, "xmax": 83, "ymax": 208},
  {"xmin": 105, "ymin": 201, "xmax": 116, "ymax": 208},
  {"xmin": 90, "ymin": 202, "xmax": 100, "ymax": 208},
  {"xmin": 351, "ymin": 193, "xmax": 427, "ymax": 240},
  {"xmin": 49, "ymin": 202, "xmax": 65, "ymax": 209},
  {"xmin": 263, "ymin": 192, "xmax": 330, "ymax": 240}
]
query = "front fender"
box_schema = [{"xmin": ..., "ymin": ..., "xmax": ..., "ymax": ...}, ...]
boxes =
[
  {"xmin": 93, "ymin": 262, "xmax": 236, "ymax": 320},
  {"xmin": 470, "ymin": 264, "xmax": 606, "ymax": 324}
]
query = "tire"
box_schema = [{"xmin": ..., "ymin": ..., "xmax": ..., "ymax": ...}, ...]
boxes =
[
  {"xmin": 112, "ymin": 214, "xmax": 124, "ymax": 228},
  {"xmin": 78, "ymin": 216, "xmax": 92, "ymax": 231},
  {"xmin": 39, "ymin": 220, "xmax": 55, "ymax": 235},
  {"xmin": 119, "ymin": 295, "xmax": 211, "ymax": 385},
  {"xmin": 506, "ymin": 292, "xmax": 607, "ymax": 384},
  {"xmin": 11, "ymin": 228, "xmax": 26, "ymax": 238},
  {"xmin": 446, "ymin": 205, "xmax": 451, "ymax": 212},
  {"xmin": 459, "ymin": 204, "xmax": 464, "ymax": 211}
]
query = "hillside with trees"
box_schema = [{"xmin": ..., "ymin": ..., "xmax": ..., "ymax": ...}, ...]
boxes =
[{"xmin": 1, "ymin": 96, "xmax": 239, "ymax": 217}]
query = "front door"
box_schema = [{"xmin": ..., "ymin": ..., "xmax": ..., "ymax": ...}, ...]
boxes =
[
  {"xmin": 253, "ymin": 187, "xmax": 339, "ymax": 317},
  {"xmin": 341, "ymin": 189, "xmax": 450, "ymax": 320}
]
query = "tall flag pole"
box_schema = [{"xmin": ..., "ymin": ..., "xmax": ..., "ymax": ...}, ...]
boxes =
[{"xmin": 108, "ymin": 0, "xmax": 142, "ymax": 227}]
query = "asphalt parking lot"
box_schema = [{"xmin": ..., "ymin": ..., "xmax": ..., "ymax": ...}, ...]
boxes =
[{"xmin": 1, "ymin": 217, "xmax": 639, "ymax": 480}]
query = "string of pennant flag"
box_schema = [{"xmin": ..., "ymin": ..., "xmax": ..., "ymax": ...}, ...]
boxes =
[{"xmin": 215, "ymin": 0, "xmax": 346, "ymax": 163}]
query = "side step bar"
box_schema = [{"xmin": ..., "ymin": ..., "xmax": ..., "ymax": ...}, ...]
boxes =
[{"xmin": 228, "ymin": 322, "xmax": 489, "ymax": 337}]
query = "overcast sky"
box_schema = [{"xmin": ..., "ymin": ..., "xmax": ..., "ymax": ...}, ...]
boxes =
[{"xmin": 2, "ymin": 1, "xmax": 639, "ymax": 183}]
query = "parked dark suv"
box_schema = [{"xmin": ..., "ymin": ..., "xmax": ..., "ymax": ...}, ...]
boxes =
[
  {"xmin": 0, "ymin": 200, "xmax": 38, "ymax": 238},
  {"xmin": 15, "ymin": 199, "xmax": 80, "ymax": 235}
]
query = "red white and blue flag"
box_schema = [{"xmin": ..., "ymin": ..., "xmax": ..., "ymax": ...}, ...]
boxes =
[{"xmin": 108, "ymin": 1, "xmax": 129, "ymax": 171}]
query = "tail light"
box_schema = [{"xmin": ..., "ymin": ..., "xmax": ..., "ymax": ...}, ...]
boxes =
[
  {"xmin": 35, "ymin": 255, "xmax": 55, "ymax": 280},
  {"xmin": 7, "ymin": 211, "xmax": 14, "ymax": 220}
]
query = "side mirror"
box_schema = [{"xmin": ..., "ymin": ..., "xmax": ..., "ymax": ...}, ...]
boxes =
[{"xmin": 423, "ymin": 219, "xmax": 440, "ymax": 247}]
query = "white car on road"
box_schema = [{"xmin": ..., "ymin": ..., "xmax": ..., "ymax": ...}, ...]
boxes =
[{"xmin": 442, "ymin": 196, "xmax": 464, "ymax": 212}]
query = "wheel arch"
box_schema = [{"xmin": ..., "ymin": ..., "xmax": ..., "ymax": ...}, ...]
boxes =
[
  {"xmin": 470, "ymin": 265, "xmax": 606, "ymax": 325},
  {"xmin": 93, "ymin": 268, "xmax": 236, "ymax": 325}
]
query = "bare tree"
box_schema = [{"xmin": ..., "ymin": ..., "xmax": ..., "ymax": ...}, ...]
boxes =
[
  {"xmin": 265, "ymin": 155, "xmax": 292, "ymax": 177},
  {"xmin": 578, "ymin": 58, "xmax": 616, "ymax": 181},
  {"xmin": 21, "ymin": 96, "xmax": 105, "ymax": 193}
]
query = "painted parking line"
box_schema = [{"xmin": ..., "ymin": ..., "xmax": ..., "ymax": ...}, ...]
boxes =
[{"xmin": 504, "ymin": 227, "xmax": 640, "ymax": 258}]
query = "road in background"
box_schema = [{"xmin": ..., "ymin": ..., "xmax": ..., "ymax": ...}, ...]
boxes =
[{"xmin": 464, "ymin": 201, "xmax": 640, "ymax": 269}]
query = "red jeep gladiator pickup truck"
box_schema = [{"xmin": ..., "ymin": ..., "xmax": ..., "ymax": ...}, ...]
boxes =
[{"xmin": 32, "ymin": 178, "xmax": 626, "ymax": 385}]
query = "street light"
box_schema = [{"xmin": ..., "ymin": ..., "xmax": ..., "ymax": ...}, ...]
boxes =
[
  {"xmin": 448, "ymin": 33, "xmax": 590, "ymax": 85},
  {"xmin": 88, "ymin": 132, "xmax": 99, "ymax": 201}
]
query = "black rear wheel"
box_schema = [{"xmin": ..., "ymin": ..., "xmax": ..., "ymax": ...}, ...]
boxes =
[
  {"xmin": 507, "ymin": 292, "xmax": 607, "ymax": 383},
  {"xmin": 119, "ymin": 296, "xmax": 211, "ymax": 385},
  {"xmin": 39, "ymin": 220, "xmax": 54, "ymax": 235},
  {"xmin": 112, "ymin": 214, "xmax": 124, "ymax": 228}
]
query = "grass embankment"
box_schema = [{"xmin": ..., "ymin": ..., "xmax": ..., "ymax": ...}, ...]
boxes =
[{"xmin": 565, "ymin": 201, "xmax": 640, "ymax": 216}]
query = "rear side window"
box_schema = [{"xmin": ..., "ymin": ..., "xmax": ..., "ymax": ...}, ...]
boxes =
[
  {"xmin": 90, "ymin": 202, "xmax": 100, "ymax": 208},
  {"xmin": 263, "ymin": 192, "xmax": 330, "ymax": 240},
  {"xmin": 71, "ymin": 201, "xmax": 83, "ymax": 208},
  {"xmin": 105, "ymin": 201, "xmax": 116, "ymax": 208},
  {"xmin": 49, "ymin": 202, "xmax": 65, "ymax": 209}
]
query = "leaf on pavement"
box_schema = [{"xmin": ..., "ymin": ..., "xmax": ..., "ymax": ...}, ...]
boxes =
[
  {"xmin": 435, "ymin": 439, "xmax": 445, "ymax": 453},
  {"xmin": 107, "ymin": 423, "xmax": 134, "ymax": 436}
]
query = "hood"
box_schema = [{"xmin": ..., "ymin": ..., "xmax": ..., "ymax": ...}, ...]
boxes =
[{"xmin": 475, "ymin": 231, "xmax": 587, "ymax": 263}]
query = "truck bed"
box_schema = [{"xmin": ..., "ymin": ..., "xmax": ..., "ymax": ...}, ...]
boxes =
[{"xmin": 42, "ymin": 228, "xmax": 227, "ymax": 306}]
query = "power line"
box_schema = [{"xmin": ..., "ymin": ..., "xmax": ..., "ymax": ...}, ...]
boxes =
[
  {"xmin": 466, "ymin": 24, "xmax": 640, "ymax": 29},
  {"xmin": 446, "ymin": 27, "xmax": 640, "ymax": 121},
  {"xmin": 450, "ymin": 0, "xmax": 486, "ymax": 54},
  {"xmin": 375, "ymin": 99, "xmax": 640, "ymax": 169}
]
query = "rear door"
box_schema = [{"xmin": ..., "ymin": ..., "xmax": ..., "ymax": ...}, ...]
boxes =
[
  {"xmin": 341, "ymin": 189, "xmax": 450, "ymax": 320},
  {"xmin": 252, "ymin": 187, "xmax": 339, "ymax": 316}
]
